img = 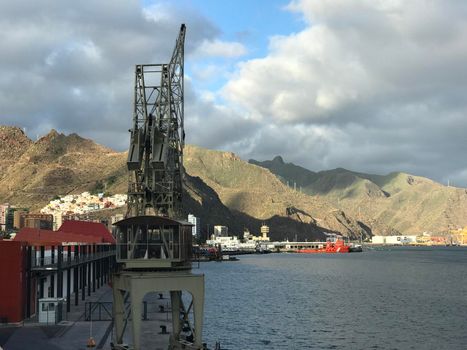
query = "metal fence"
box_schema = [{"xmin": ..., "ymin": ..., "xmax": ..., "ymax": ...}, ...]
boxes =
[
  {"xmin": 31, "ymin": 250, "xmax": 115, "ymax": 268},
  {"xmin": 84, "ymin": 301, "xmax": 168, "ymax": 321}
]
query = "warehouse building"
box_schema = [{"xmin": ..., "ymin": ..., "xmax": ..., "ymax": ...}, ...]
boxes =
[{"xmin": 0, "ymin": 220, "xmax": 116, "ymax": 324}]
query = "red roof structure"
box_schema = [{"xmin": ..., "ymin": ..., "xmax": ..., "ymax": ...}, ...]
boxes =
[
  {"xmin": 13, "ymin": 227, "xmax": 103, "ymax": 245},
  {"xmin": 59, "ymin": 220, "xmax": 115, "ymax": 244},
  {"xmin": 13, "ymin": 220, "xmax": 115, "ymax": 245}
]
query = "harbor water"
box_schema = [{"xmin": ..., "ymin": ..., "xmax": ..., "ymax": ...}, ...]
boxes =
[{"xmin": 198, "ymin": 247, "xmax": 467, "ymax": 349}]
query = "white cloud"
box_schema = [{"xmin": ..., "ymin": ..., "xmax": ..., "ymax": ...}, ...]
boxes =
[
  {"xmin": 45, "ymin": 40, "xmax": 102, "ymax": 68},
  {"xmin": 143, "ymin": 3, "xmax": 173, "ymax": 23},
  {"xmin": 2, "ymin": 0, "xmax": 467, "ymax": 186},
  {"xmin": 0, "ymin": 0, "xmax": 220, "ymax": 150},
  {"xmin": 192, "ymin": 64, "xmax": 225, "ymax": 82},
  {"xmin": 192, "ymin": 39, "xmax": 247, "ymax": 58},
  {"xmin": 217, "ymin": 0, "xmax": 467, "ymax": 185},
  {"xmin": 223, "ymin": 25, "xmax": 371, "ymax": 123}
]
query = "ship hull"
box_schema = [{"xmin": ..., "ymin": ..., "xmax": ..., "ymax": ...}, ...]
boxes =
[{"xmin": 296, "ymin": 239, "xmax": 351, "ymax": 253}]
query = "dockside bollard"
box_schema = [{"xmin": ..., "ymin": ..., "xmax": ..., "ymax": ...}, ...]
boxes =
[
  {"xmin": 87, "ymin": 337, "xmax": 96, "ymax": 348},
  {"xmin": 160, "ymin": 325, "xmax": 168, "ymax": 334}
]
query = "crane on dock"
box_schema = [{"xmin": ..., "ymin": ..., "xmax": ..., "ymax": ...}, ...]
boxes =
[
  {"xmin": 126, "ymin": 24, "xmax": 185, "ymax": 219},
  {"xmin": 111, "ymin": 24, "xmax": 205, "ymax": 350}
]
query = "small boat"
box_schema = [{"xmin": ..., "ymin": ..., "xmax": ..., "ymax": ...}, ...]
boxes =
[
  {"xmin": 349, "ymin": 243, "xmax": 363, "ymax": 252},
  {"xmin": 297, "ymin": 238, "xmax": 350, "ymax": 253}
]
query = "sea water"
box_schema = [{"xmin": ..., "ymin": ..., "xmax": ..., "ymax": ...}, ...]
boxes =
[{"xmin": 198, "ymin": 247, "xmax": 467, "ymax": 349}]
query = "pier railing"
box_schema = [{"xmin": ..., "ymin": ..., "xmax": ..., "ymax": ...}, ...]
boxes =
[{"xmin": 31, "ymin": 246, "xmax": 116, "ymax": 270}]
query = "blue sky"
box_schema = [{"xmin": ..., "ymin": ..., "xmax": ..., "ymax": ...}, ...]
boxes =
[
  {"xmin": 148, "ymin": 0, "xmax": 306, "ymax": 94},
  {"xmin": 186, "ymin": 0, "xmax": 304, "ymax": 54},
  {"xmin": 143, "ymin": 0, "xmax": 304, "ymax": 54}
]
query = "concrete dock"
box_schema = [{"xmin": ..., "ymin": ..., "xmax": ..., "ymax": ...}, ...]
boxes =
[{"xmin": 0, "ymin": 285, "xmax": 173, "ymax": 350}]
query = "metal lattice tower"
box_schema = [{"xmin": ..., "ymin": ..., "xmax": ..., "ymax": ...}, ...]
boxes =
[
  {"xmin": 112, "ymin": 24, "xmax": 205, "ymax": 350},
  {"xmin": 126, "ymin": 24, "xmax": 185, "ymax": 219}
]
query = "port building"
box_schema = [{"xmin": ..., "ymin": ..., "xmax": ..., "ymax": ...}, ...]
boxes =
[
  {"xmin": 371, "ymin": 235, "xmax": 418, "ymax": 244},
  {"xmin": 13, "ymin": 208, "xmax": 29, "ymax": 229},
  {"xmin": 0, "ymin": 220, "xmax": 115, "ymax": 324},
  {"xmin": 188, "ymin": 214, "xmax": 201, "ymax": 238},
  {"xmin": 213, "ymin": 225, "xmax": 228, "ymax": 237},
  {"xmin": 21, "ymin": 213, "xmax": 53, "ymax": 230},
  {"xmin": 449, "ymin": 227, "xmax": 467, "ymax": 245},
  {"xmin": 260, "ymin": 224, "xmax": 269, "ymax": 240}
]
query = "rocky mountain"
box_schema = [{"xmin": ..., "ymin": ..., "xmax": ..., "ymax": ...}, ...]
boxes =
[
  {"xmin": 184, "ymin": 145, "xmax": 369, "ymax": 240},
  {"xmin": 0, "ymin": 127, "xmax": 127, "ymax": 209},
  {"xmin": 4, "ymin": 125, "xmax": 464, "ymax": 239},
  {"xmin": 250, "ymin": 156, "xmax": 467, "ymax": 235},
  {"xmin": 0, "ymin": 126, "xmax": 32, "ymax": 175},
  {"xmin": 0, "ymin": 126, "xmax": 369, "ymax": 241}
]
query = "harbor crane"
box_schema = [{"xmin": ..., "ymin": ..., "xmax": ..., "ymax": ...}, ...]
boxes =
[
  {"xmin": 111, "ymin": 24, "xmax": 205, "ymax": 350},
  {"xmin": 126, "ymin": 24, "xmax": 185, "ymax": 219}
]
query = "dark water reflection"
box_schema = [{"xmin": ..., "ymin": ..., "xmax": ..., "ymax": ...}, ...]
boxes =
[{"xmin": 199, "ymin": 247, "xmax": 467, "ymax": 349}]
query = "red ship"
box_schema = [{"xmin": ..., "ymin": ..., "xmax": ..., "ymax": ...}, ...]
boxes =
[{"xmin": 297, "ymin": 237, "xmax": 351, "ymax": 253}]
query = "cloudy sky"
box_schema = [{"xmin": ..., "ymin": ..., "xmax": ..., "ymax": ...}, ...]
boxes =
[{"xmin": 1, "ymin": 0, "xmax": 467, "ymax": 186}]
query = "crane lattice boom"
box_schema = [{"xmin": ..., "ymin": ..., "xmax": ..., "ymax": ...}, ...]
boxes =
[{"xmin": 126, "ymin": 24, "xmax": 186, "ymax": 219}]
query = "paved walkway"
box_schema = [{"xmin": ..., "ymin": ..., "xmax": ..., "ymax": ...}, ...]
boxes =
[{"xmin": 0, "ymin": 286, "xmax": 173, "ymax": 350}]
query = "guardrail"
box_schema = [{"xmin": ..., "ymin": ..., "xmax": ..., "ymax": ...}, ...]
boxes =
[
  {"xmin": 84, "ymin": 301, "xmax": 163, "ymax": 321},
  {"xmin": 31, "ymin": 250, "xmax": 116, "ymax": 269}
]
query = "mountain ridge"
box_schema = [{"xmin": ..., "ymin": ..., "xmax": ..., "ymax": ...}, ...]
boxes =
[
  {"xmin": 2, "ymin": 125, "xmax": 465, "ymax": 238},
  {"xmin": 250, "ymin": 156, "xmax": 467, "ymax": 234}
]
